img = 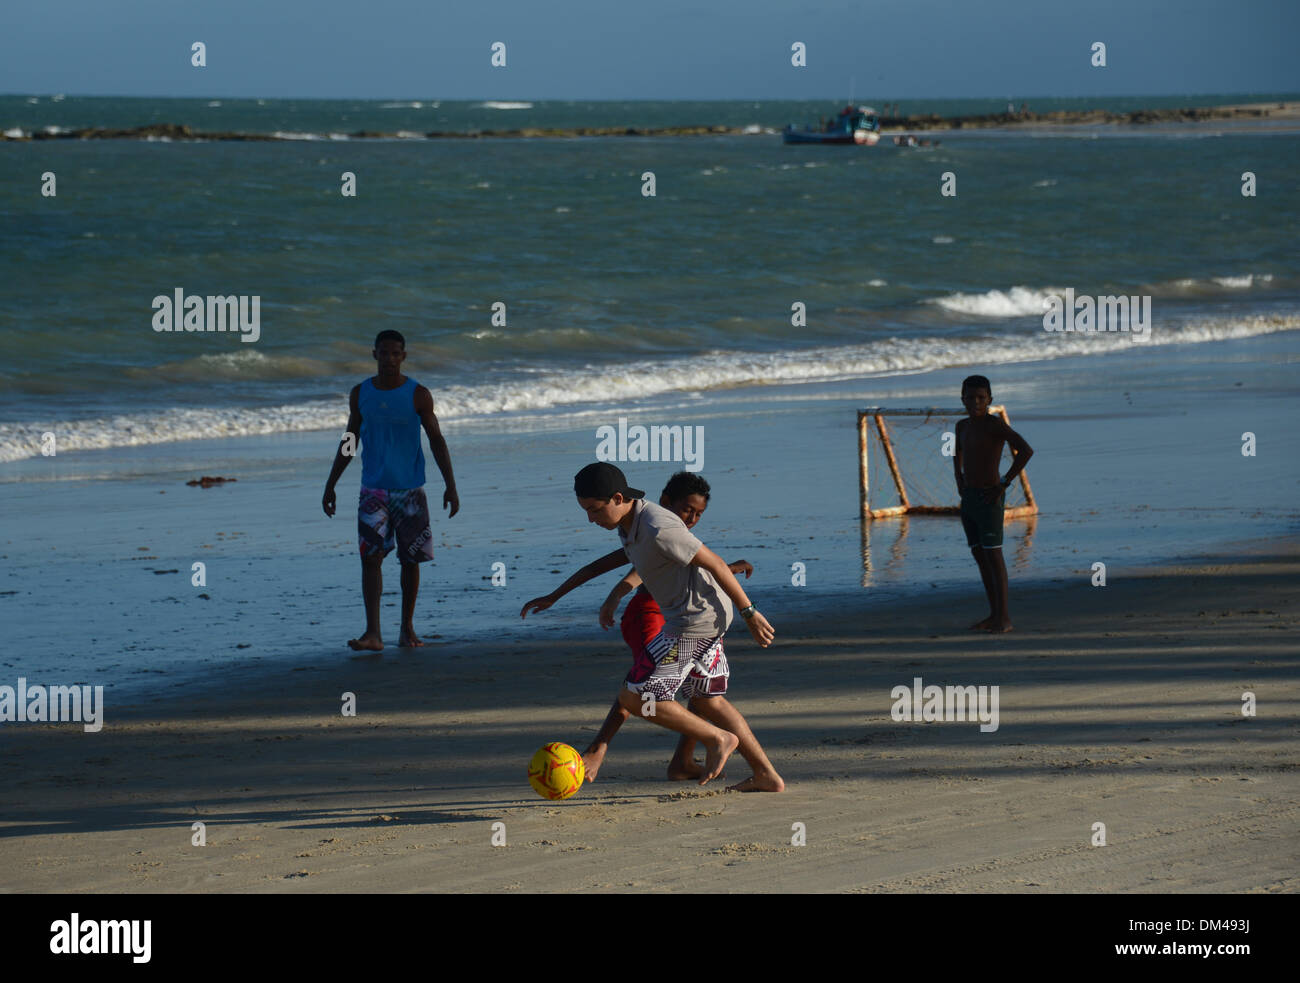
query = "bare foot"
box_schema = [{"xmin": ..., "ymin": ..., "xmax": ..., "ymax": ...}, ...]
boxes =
[
  {"xmin": 986, "ymin": 618, "xmax": 1013, "ymax": 633},
  {"xmin": 667, "ymin": 761, "xmax": 705, "ymax": 781},
  {"xmin": 347, "ymin": 632, "xmax": 383, "ymax": 651},
  {"xmin": 582, "ymin": 746, "xmax": 606, "ymax": 783},
  {"xmin": 398, "ymin": 628, "xmax": 425, "ymax": 647},
  {"xmin": 699, "ymin": 732, "xmax": 739, "ymax": 786},
  {"xmin": 726, "ymin": 771, "xmax": 785, "ymax": 793},
  {"xmin": 969, "ymin": 616, "xmax": 996, "ymax": 630}
]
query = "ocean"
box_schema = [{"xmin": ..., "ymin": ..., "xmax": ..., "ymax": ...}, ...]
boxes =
[
  {"xmin": 1, "ymin": 95, "xmax": 1298, "ymax": 694},
  {"xmin": 2, "ymin": 94, "xmax": 1298, "ymax": 458}
]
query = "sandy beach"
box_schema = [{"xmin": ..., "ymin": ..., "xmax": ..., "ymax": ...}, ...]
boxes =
[{"xmin": 2, "ymin": 535, "xmax": 1296, "ymax": 893}]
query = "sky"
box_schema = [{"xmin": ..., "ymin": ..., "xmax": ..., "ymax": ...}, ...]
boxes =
[{"xmin": 2, "ymin": 0, "xmax": 1297, "ymax": 100}]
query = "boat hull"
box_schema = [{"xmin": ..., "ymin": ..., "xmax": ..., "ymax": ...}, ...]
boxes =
[{"xmin": 782, "ymin": 126, "xmax": 881, "ymax": 146}]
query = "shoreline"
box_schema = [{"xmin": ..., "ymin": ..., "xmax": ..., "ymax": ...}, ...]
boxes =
[
  {"xmin": 4, "ymin": 328, "xmax": 1298, "ymax": 701},
  {"xmin": 2, "ymin": 537, "xmax": 1296, "ymax": 892},
  {"xmin": 5, "ymin": 101, "xmax": 1297, "ymax": 142}
]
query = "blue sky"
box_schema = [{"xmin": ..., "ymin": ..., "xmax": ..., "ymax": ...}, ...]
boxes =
[{"xmin": 3, "ymin": 0, "xmax": 1297, "ymax": 99}]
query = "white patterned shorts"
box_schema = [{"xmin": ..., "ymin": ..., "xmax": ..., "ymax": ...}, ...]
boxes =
[{"xmin": 623, "ymin": 631, "xmax": 729, "ymax": 702}]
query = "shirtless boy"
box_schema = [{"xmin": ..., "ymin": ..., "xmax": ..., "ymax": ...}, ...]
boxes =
[
  {"xmin": 322, "ymin": 330, "xmax": 459, "ymax": 650},
  {"xmin": 954, "ymin": 375, "xmax": 1034, "ymax": 632},
  {"xmin": 520, "ymin": 463, "xmax": 783, "ymax": 791}
]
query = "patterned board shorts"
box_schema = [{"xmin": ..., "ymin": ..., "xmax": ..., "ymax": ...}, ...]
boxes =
[
  {"xmin": 623, "ymin": 629, "xmax": 730, "ymax": 703},
  {"xmin": 358, "ymin": 486, "xmax": 434, "ymax": 563}
]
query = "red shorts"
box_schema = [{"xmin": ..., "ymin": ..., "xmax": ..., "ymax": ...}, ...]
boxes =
[{"xmin": 621, "ymin": 591, "xmax": 666, "ymax": 684}]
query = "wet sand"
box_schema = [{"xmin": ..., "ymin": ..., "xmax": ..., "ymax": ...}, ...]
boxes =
[{"xmin": 2, "ymin": 540, "xmax": 1296, "ymax": 893}]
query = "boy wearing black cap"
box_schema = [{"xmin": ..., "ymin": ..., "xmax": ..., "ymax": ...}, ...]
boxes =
[{"xmin": 520, "ymin": 463, "xmax": 783, "ymax": 791}]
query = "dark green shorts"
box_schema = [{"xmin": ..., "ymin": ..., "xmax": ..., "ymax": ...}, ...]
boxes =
[{"xmin": 961, "ymin": 487, "xmax": 1004, "ymax": 549}]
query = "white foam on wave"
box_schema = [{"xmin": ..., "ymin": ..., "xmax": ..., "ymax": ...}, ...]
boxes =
[
  {"xmin": 135, "ymin": 349, "xmax": 333, "ymax": 382},
  {"xmin": 480, "ymin": 101, "xmax": 533, "ymax": 110},
  {"xmin": 1157, "ymin": 273, "xmax": 1276, "ymax": 293},
  {"xmin": 938, "ymin": 277, "xmax": 1282, "ymax": 318},
  {"xmin": 930, "ymin": 286, "xmax": 1063, "ymax": 318},
  {"xmin": 3, "ymin": 313, "xmax": 1296, "ymax": 464}
]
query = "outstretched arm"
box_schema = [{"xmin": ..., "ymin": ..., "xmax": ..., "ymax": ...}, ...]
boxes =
[
  {"xmin": 521, "ymin": 548, "xmax": 631, "ymax": 618},
  {"xmin": 690, "ymin": 545, "xmax": 774, "ymax": 648},
  {"xmin": 416, "ymin": 385, "xmax": 458, "ymax": 517},
  {"xmin": 599, "ymin": 568, "xmax": 641, "ymax": 629},
  {"xmin": 323, "ymin": 385, "xmax": 361, "ymax": 517}
]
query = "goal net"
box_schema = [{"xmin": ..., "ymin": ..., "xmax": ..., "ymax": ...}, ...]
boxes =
[{"xmin": 857, "ymin": 406, "xmax": 1037, "ymax": 520}]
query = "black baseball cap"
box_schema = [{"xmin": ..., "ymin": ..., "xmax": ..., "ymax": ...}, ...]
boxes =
[{"xmin": 574, "ymin": 462, "xmax": 645, "ymax": 501}]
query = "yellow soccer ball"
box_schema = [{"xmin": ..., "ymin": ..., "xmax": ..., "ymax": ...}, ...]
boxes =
[{"xmin": 528, "ymin": 742, "xmax": 585, "ymax": 800}]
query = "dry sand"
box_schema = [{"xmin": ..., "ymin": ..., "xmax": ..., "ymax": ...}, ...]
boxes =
[{"xmin": 2, "ymin": 542, "xmax": 1297, "ymax": 893}]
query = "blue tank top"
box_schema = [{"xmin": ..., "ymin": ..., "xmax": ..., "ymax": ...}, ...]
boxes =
[{"xmin": 359, "ymin": 377, "xmax": 425, "ymax": 490}]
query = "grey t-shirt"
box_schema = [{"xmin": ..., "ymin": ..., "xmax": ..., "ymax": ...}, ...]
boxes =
[{"xmin": 618, "ymin": 499, "xmax": 734, "ymax": 638}]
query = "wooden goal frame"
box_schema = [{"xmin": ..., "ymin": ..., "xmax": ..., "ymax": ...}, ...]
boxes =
[{"xmin": 857, "ymin": 406, "xmax": 1038, "ymax": 521}]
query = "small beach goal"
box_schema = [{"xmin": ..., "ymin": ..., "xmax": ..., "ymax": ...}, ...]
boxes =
[{"xmin": 857, "ymin": 406, "xmax": 1037, "ymax": 521}]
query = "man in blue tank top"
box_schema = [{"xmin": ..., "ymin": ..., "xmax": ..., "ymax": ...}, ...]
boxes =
[{"xmin": 322, "ymin": 330, "xmax": 459, "ymax": 650}]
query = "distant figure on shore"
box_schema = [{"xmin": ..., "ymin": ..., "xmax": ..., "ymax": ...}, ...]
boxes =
[
  {"xmin": 1007, "ymin": 100, "xmax": 1015, "ymax": 114},
  {"xmin": 583, "ymin": 471, "xmax": 755, "ymax": 784},
  {"xmin": 520, "ymin": 463, "xmax": 783, "ymax": 791},
  {"xmin": 322, "ymin": 330, "xmax": 459, "ymax": 650},
  {"xmin": 1019, "ymin": 102, "xmax": 1029, "ymax": 116},
  {"xmin": 954, "ymin": 375, "xmax": 1034, "ymax": 632}
]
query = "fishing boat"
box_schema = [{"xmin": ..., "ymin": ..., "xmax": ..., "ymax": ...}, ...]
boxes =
[{"xmin": 782, "ymin": 105, "xmax": 882, "ymax": 145}]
